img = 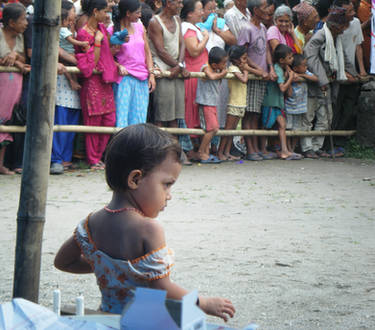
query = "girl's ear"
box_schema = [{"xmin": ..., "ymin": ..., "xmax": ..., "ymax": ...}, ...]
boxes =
[{"xmin": 127, "ymin": 169, "xmax": 143, "ymax": 189}]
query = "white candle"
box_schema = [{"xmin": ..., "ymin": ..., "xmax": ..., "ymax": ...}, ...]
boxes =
[
  {"xmin": 76, "ymin": 295, "xmax": 84, "ymax": 316},
  {"xmin": 53, "ymin": 289, "xmax": 61, "ymax": 315}
]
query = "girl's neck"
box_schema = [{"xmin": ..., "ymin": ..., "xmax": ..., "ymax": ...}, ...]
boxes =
[
  {"xmin": 108, "ymin": 191, "xmax": 141, "ymax": 214},
  {"xmin": 2, "ymin": 25, "xmax": 18, "ymax": 38},
  {"xmin": 121, "ymin": 18, "xmax": 132, "ymax": 29},
  {"xmin": 279, "ymin": 62, "xmax": 288, "ymax": 69},
  {"xmin": 87, "ymin": 16, "xmax": 99, "ymax": 32}
]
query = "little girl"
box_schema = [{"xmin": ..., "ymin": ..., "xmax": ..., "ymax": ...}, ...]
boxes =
[
  {"xmin": 217, "ymin": 45, "xmax": 248, "ymax": 161},
  {"xmin": 54, "ymin": 124, "xmax": 235, "ymax": 321},
  {"xmin": 261, "ymin": 44, "xmax": 302, "ymax": 160}
]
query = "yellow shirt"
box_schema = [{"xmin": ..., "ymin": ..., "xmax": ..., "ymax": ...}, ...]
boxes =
[{"xmin": 227, "ymin": 65, "xmax": 247, "ymax": 108}]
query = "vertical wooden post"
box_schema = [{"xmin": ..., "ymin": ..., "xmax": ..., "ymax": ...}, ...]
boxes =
[{"xmin": 13, "ymin": 0, "xmax": 61, "ymax": 302}]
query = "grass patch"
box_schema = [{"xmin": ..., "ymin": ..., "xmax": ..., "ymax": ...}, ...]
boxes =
[{"xmin": 345, "ymin": 138, "xmax": 375, "ymax": 160}]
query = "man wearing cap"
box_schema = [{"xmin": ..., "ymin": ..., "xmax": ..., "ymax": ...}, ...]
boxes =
[{"xmin": 301, "ymin": 7, "xmax": 357, "ymax": 158}]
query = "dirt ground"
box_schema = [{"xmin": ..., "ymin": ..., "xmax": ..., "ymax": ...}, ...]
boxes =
[{"xmin": 1, "ymin": 158, "xmax": 375, "ymax": 329}]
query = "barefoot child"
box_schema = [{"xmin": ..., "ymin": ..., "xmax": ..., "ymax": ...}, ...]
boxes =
[
  {"xmin": 55, "ymin": 124, "xmax": 236, "ymax": 320},
  {"xmin": 285, "ymin": 53, "xmax": 318, "ymax": 153},
  {"xmin": 60, "ymin": 7, "xmax": 89, "ymax": 90},
  {"xmin": 261, "ymin": 44, "xmax": 302, "ymax": 160},
  {"xmin": 217, "ymin": 45, "xmax": 248, "ymax": 161},
  {"xmin": 195, "ymin": 46, "xmax": 228, "ymax": 164}
]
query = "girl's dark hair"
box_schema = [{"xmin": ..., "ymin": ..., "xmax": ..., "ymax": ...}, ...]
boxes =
[
  {"xmin": 113, "ymin": 0, "xmax": 141, "ymax": 32},
  {"xmin": 82, "ymin": 0, "xmax": 107, "ymax": 16},
  {"xmin": 273, "ymin": 43, "xmax": 292, "ymax": 63},
  {"xmin": 228, "ymin": 45, "xmax": 247, "ymax": 63},
  {"xmin": 61, "ymin": 8, "xmax": 70, "ymax": 23},
  {"xmin": 2, "ymin": 3, "xmax": 26, "ymax": 27},
  {"xmin": 208, "ymin": 46, "xmax": 227, "ymax": 64},
  {"xmin": 141, "ymin": 3, "xmax": 154, "ymax": 29},
  {"xmin": 292, "ymin": 53, "xmax": 305, "ymax": 68},
  {"xmin": 201, "ymin": 0, "xmax": 214, "ymax": 7},
  {"xmin": 105, "ymin": 124, "xmax": 183, "ymax": 192},
  {"xmin": 62, "ymin": 0, "xmax": 74, "ymax": 11},
  {"xmin": 180, "ymin": 0, "xmax": 199, "ymax": 20}
]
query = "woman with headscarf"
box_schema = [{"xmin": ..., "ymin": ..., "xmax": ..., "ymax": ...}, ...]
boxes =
[
  {"xmin": 267, "ymin": 4, "xmax": 302, "ymax": 54},
  {"xmin": 293, "ymin": 2, "xmax": 319, "ymax": 49}
]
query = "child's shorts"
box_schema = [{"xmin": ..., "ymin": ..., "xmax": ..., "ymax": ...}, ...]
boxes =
[
  {"xmin": 199, "ymin": 105, "xmax": 219, "ymax": 131},
  {"xmin": 227, "ymin": 105, "xmax": 246, "ymax": 118},
  {"xmin": 261, "ymin": 106, "xmax": 285, "ymax": 129},
  {"xmin": 286, "ymin": 113, "xmax": 304, "ymax": 130}
]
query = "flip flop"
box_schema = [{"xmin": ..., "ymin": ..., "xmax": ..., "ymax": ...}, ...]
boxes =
[
  {"xmin": 200, "ymin": 155, "xmax": 222, "ymax": 164},
  {"xmin": 282, "ymin": 153, "xmax": 302, "ymax": 160}
]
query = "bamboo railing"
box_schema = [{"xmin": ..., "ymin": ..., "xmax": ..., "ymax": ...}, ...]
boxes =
[{"xmin": 0, "ymin": 65, "xmax": 369, "ymax": 136}]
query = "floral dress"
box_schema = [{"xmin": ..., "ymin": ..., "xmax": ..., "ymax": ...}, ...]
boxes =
[{"xmin": 74, "ymin": 215, "xmax": 175, "ymax": 314}]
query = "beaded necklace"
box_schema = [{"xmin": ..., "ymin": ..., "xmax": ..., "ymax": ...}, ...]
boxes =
[{"xmin": 104, "ymin": 206, "xmax": 144, "ymax": 216}]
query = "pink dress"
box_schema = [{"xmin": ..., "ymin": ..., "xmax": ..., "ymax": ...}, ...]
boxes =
[
  {"xmin": 76, "ymin": 23, "xmax": 117, "ymax": 165},
  {"xmin": 183, "ymin": 29, "xmax": 208, "ymax": 129},
  {"xmin": 0, "ymin": 28, "xmax": 23, "ymax": 144}
]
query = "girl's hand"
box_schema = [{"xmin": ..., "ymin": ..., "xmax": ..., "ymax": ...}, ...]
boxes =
[
  {"xmin": 148, "ymin": 74, "xmax": 156, "ymax": 92},
  {"xmin": 199, "ymin": 296, "xmax": 236, "ymax": 322},
  {"xmin": 201, "ymin": 30, "xmax": 209, "ymax": 40},
  {"xmin": 212, "ymin": 17, "xmax": 219, "ymax": 34},
  {"xmin": 95, "ymin": 30, "xmax": 104, "ymax": 44},
  {"xmin": 2, "ymin": 51, "xmax": 17, "ymax": 66},
  {"xmin": 118, "ymin": 64, "xmax": 128, "ymax": 76},
  {"xmin": 15, "ymin": 61, "xmax": 31, "ymax": 74}
]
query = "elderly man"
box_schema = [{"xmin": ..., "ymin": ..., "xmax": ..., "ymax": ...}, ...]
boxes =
[
  {"xmin": 301, "ymin": 7, "xmax": 357, "ymax": 158},
  {"xmin": 224, "ymin": 0, "xmax": 251, "ymax": 39}
]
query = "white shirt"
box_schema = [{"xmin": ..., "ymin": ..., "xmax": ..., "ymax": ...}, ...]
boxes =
[
  {"xmin": 341, "ymin": 17, "xmax": 364, "ymax": 74},
  {"xmin": 224, "ymin": 5, "xmax": 251, "ymax": 39}
]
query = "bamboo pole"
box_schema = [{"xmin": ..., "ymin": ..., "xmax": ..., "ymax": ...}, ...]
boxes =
[
  {"xmin": 13, "ymin": 0, "xmax": 61, "ymax": 303},
  {"xmin": 0, "ymin": 124, "xmax": 356, "ymax": 136},
  {"xmin": 1, "ymin": 65, "xmax": 373, "ymax": 83}
]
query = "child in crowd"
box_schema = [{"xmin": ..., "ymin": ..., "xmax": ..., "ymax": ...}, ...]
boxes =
[
  {"xmin": 60, "ymin": 7, "xmax": 89, "ymax": 90},
  {"xmin": 195, "ymin": 46, "xmax": 228, "ymax": 164},
  {"xmin": 261, "ymin": 44, "xmax": 302, "ymax": 160},
  {"xmin": 285, "ymin": 54, "xmax": 318, "ymax": 153},
  {"xmin": 54, "ymin": 124, "xmax": 236, "ymax": 320},
  {"xmin": 217, "ymin": 45, "xmax": 248, "ymax": 161}
]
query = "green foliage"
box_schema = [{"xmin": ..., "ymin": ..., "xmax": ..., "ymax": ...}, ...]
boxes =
[
  {"xmin": 345, "ymin": 138, "xmax": 375, "ymax": 160},
  {"xmin": 216, "ymin": 0, "xmax": 224, "ymax": 8}
]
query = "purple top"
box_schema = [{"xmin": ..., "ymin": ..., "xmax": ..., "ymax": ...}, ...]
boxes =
[
  {"xmin": 108, "ymin": 23, "xmax": 148, "ymax": 82},
  {"xmin": 238, "ymin": 22, "xmax": 268, "ymax": 72}
]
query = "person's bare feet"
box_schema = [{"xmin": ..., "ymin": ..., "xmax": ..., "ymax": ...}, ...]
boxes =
[
  {"xmin": 0, "ymin": 166, "xmax": 15, "ymax": 175},
  {"xmin": 224, "ymin": 153, "xmax": 240, "ymax": 161},
  {"xmin": 217, "ymin": 152, "xmax": 228, "ymax": 161}
]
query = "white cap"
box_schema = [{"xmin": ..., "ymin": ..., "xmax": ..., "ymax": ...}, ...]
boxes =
[{"xmin": 223, "ymin": 0, "xmax": 234, "ymax": 8}]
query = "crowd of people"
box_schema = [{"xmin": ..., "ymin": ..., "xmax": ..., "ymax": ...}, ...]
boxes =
[{"xmin": 0, "ymin": 0, "xmax": 372, "ymax": 174}]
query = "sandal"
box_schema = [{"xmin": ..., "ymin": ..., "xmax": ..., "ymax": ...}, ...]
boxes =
[{"xmin": 90, "ymin": 163, "xmax": 105, "ymax": 170}]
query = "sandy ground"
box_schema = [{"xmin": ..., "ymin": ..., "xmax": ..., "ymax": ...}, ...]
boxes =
[{"xmin": 1, "ymin": 158, "xmax": 375, "ymax": 329}]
